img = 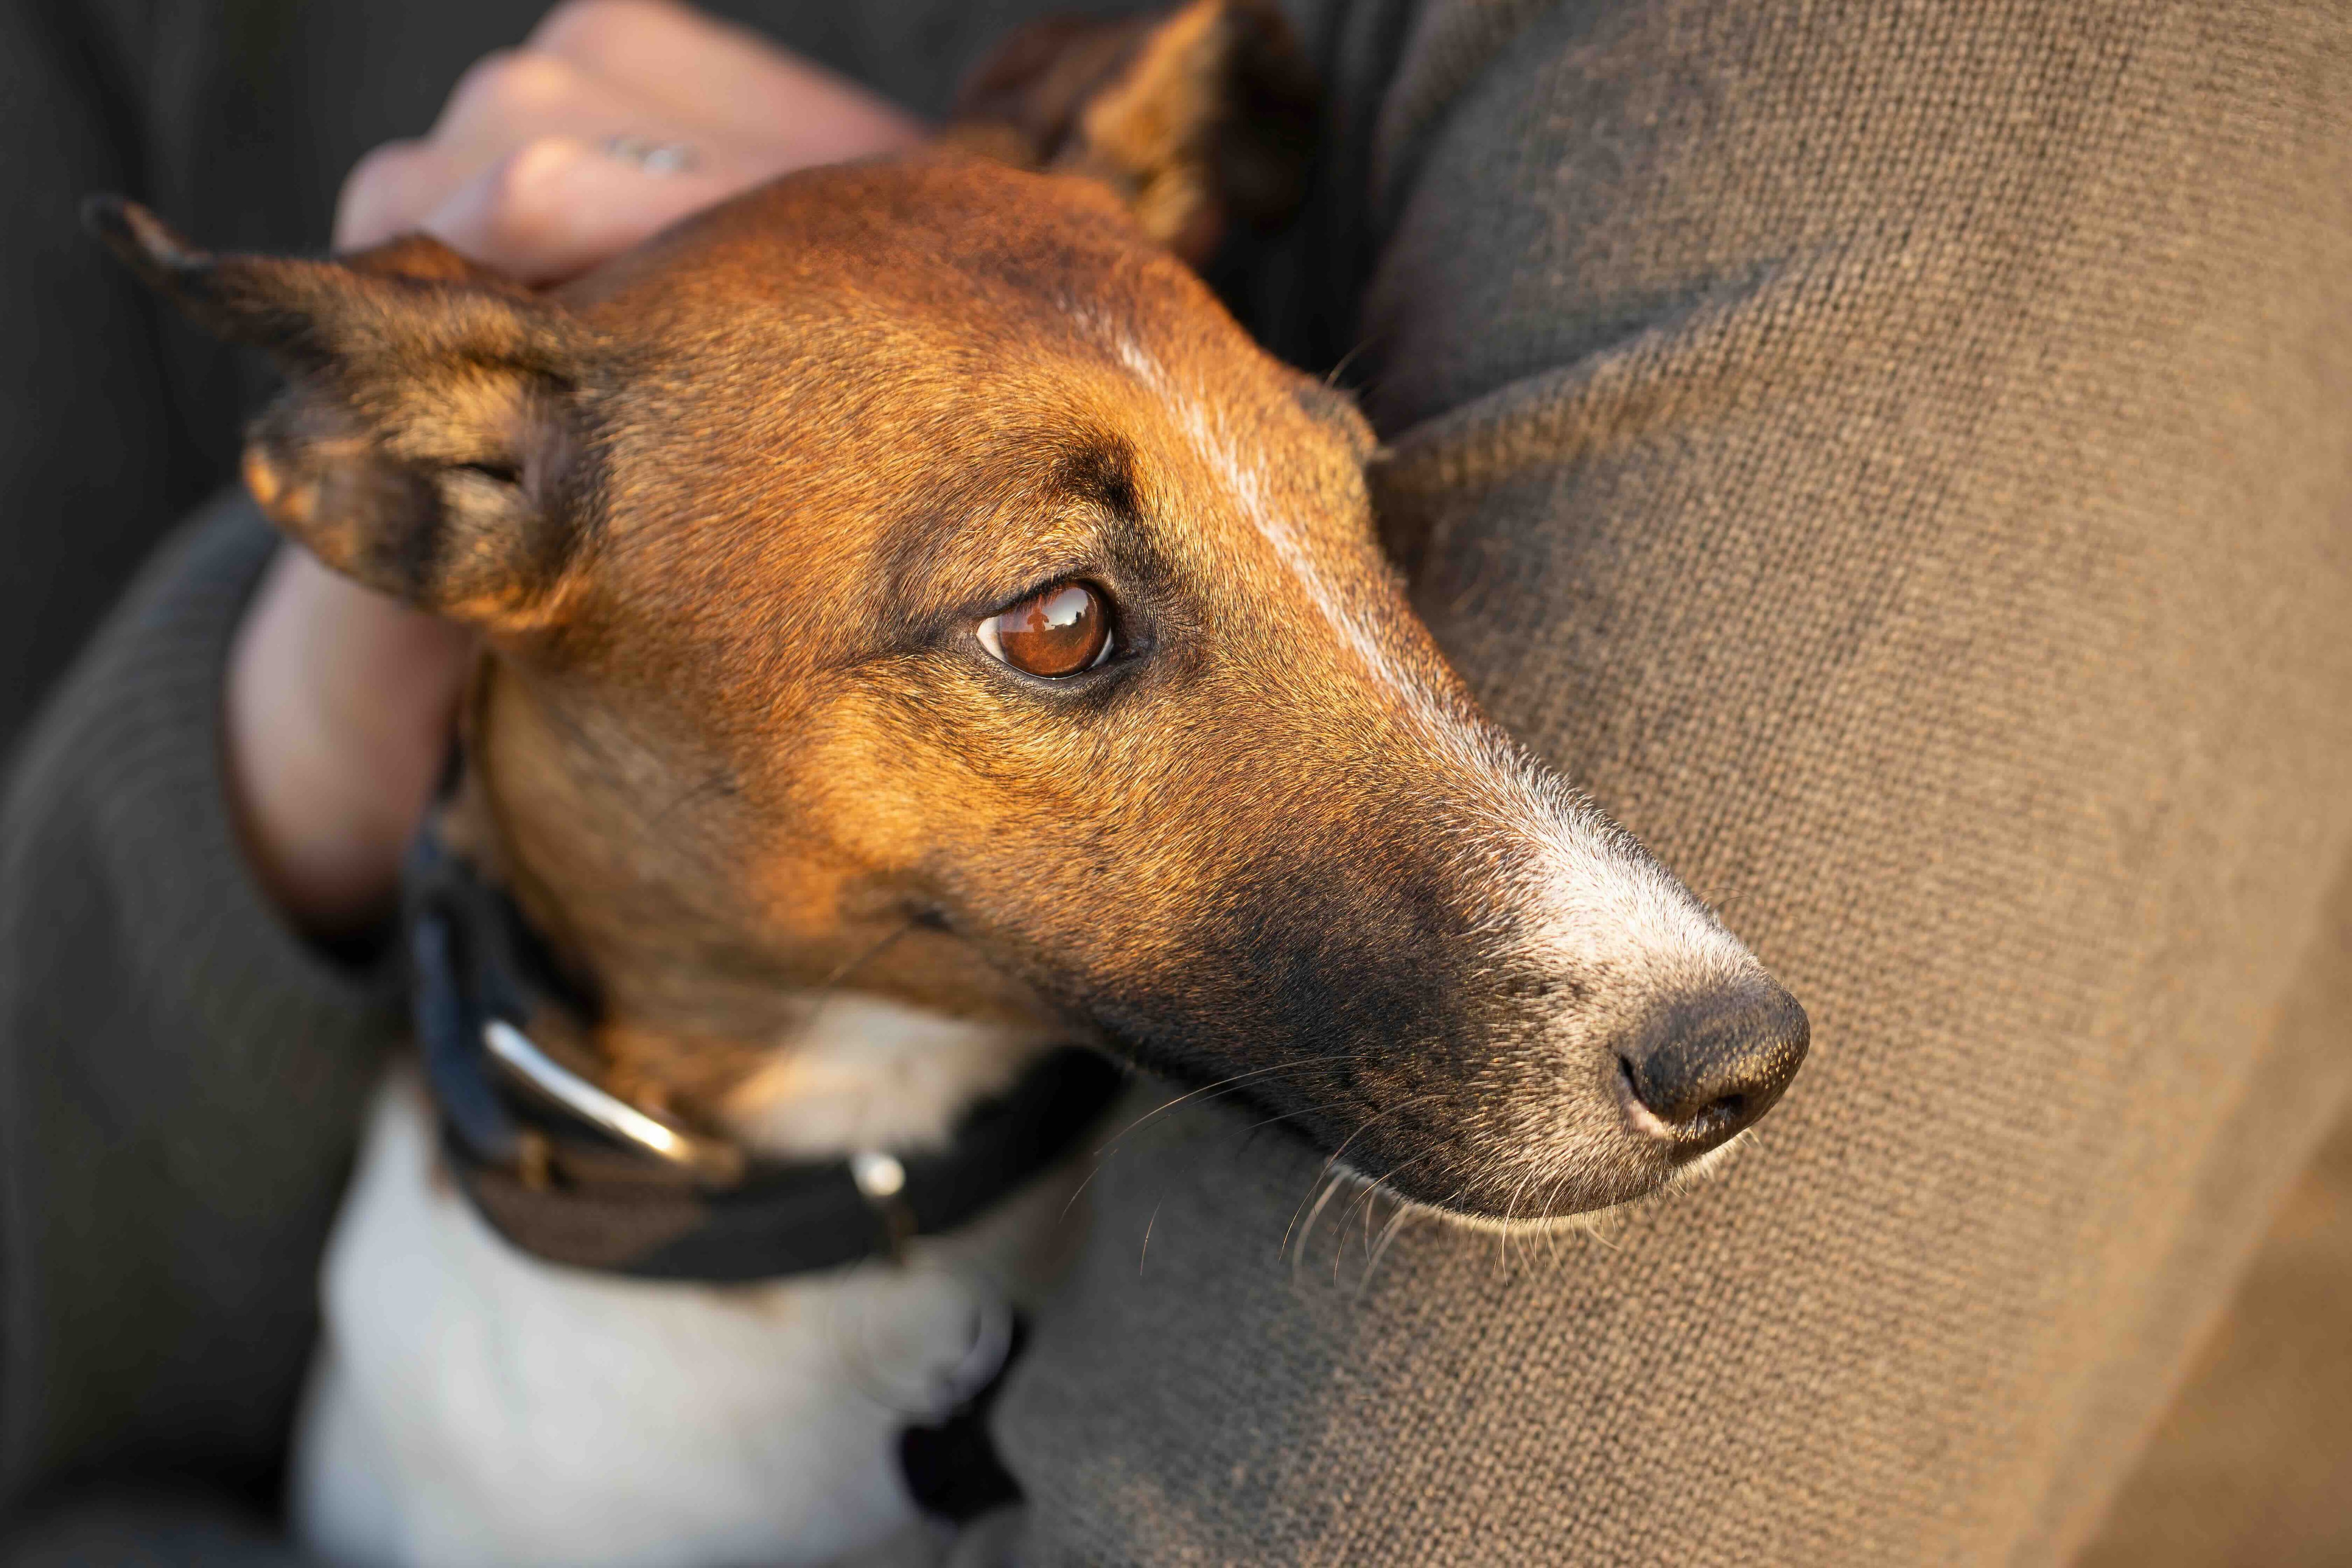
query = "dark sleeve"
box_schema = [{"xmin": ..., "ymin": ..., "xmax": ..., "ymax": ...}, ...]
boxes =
[
  {"xmin": 0, "ymin": 498, "xmax": 398, "ymax": 1539},
  {"xmin": 0, "ymin": 0, "xmax": 258, "ymax": 753},
  {"xmin": 0, "ymin": 2, "xmax": 500, "ymax": 1555},
  {"xmin": 0, "ymin": 1489, "xmax": 305, "ymax": 1568},
  {"xmin": 993, "ymin": 0, "xmax": 2352, "ymax": 1562}
]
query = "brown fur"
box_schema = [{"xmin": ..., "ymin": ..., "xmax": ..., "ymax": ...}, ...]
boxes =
[{"xmin": 89, "ymin": 0, "xmax": 1807, "ymax": 1222}]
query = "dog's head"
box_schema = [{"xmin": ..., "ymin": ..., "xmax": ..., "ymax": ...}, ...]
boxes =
[{"xmin": 93, "ymin": 0, "xmax": 1805, "ymax": 1221}]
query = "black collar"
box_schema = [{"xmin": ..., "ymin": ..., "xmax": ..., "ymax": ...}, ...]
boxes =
[{"xmin": 404, "ymin": 828, "xmax": 1123, "ymax": 1282}]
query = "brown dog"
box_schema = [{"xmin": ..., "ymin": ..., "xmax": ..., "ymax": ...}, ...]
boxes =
[{"xmin": 94, "ymin": 2, "xmax": 1805, "ymax": 1561}]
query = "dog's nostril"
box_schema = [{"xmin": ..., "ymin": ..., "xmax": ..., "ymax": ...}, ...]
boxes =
[{"xmin": 1617, "ymin": 976, "xmax": 1809, "ymax": 1155}]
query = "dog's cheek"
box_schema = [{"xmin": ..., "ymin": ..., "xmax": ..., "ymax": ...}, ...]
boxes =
[{"xmin": 1051, "ymin": 827, "xmax": 1496, "ymax": 1095}]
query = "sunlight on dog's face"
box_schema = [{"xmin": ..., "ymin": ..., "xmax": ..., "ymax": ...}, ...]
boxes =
[
  {"xmin": 456, "ymin": 156, "xmax": 1808, "ymax": 1222},
  {"xmin": 95, "ymin": 55, "xmax": 1805, "ymax": 1222}
]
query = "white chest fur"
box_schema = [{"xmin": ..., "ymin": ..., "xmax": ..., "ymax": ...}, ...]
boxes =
[{"xmin": 291, "ymin": 1000, "xmax": 1077, "ymax": 1568}]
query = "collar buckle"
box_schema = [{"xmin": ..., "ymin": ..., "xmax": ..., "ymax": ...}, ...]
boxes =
[{"xmin": 483, "ymin": 1018, "xmax": 747, "ymax": 1187}]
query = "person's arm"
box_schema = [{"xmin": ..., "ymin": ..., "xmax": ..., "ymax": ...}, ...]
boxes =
[
  {"xmin": 0, "ymin": 498, "xmax": 366, "ymax": 1559},
  {"xmin": 992, "ymin": 1, "xmax": 2352, "ymax": 1561},
  {"xmin": 0, "ymin": 0, "xmax": 373, "ymax": 1531}
]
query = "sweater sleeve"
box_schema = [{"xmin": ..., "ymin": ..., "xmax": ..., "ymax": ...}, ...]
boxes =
[
  {"xmin": 0, "ymin": 495, "xmax": 398, "ymax": 1526},
  {"xmin": 991, "ymin": 0, "xmax": 2352, "ymax": 1562},
  {"xmin": 0, "ymin": 1488, "xmax": 306, "ymax": 1568},
  {"xmin": 0, "ymin": 0, "xmax": 263, "ymax": 755}
]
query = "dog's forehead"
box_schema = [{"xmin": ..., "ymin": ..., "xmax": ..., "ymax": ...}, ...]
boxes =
[
  {"xmin": 564, "ymin": 154, "xmax": 1378, "ymax": 598},
  {"xmin": 566, "ymin": 154, "xmax": 1224, "ymax": 357}
]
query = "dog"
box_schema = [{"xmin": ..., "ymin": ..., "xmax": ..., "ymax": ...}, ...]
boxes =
[{"xmin": 92, "ymin": 3, "xmax": 1809, "ymax": 1563}]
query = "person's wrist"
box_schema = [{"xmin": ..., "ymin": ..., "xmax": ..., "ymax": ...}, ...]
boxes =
[{"xmin": 224, "ymin": 548, "xmax": 472, "ymax": 938}]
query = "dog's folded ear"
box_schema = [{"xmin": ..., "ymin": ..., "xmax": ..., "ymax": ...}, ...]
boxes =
[
  {"xmin": 85, "ymin": 195, "xmax": 592, "ymax": 631},
  {"xmin": 946, "ymin": 0, "xmax": 1317, "ymax": 264}
]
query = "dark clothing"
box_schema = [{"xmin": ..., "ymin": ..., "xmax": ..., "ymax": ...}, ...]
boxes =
[
  {"xmin": 0, "ymin": 502, "xmax": 378, "ymax": 1552},
  {"xmin": 5, "ymin": 1, "xmax": 2351, "ymax": 1564}
]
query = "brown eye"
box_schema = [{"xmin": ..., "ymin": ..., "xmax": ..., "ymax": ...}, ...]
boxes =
[{"xmin": 977, "ymin": 582, "xmax": 1113, "ymax": 677}]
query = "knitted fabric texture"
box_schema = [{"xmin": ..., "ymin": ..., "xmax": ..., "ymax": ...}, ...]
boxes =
[
  {"xmin": 2, "ymin": 1, "xmax": 2348, "ymax": 1564},
  {"xmin": 991, "ymin": 1, "xmax": 2352, "ymax": 1563}
]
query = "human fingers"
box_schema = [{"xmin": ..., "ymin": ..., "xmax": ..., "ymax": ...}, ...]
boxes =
[
  {"xmin": 426, "ymin": 45, "xmax": 796, "ymax": 187},
  {"xmin": 415, "ymin": 134, "xmax": 761, "ymax": 284},
  {"xmin": 336, "ymin": 4, "xmax": 921, "ymax": 272},
  {"xmin": 338, "ymin": 50, "xmax": 718, "ymax": 250},
  {"xmin": 428, "ymin": 5, "xmax": 920, "ymax": 221},
  {"xmin": 525, "ymin": 0, "xmax": 921, "ymax": 161}
]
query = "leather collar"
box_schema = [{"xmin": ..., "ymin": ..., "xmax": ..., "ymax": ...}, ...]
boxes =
[{"xmin": 404, "ymin": 827, "xmax": 1123, "ymax": 1282}]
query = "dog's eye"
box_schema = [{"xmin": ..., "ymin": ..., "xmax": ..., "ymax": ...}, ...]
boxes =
[{"xmin": 977, "ymin": 582, "xmax": 1113, "ymax": 677}]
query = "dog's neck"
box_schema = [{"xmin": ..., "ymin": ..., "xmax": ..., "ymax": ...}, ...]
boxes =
[{"xmin": 433, "ymin": 661, "xmax": 1058, "ymax": 1162}]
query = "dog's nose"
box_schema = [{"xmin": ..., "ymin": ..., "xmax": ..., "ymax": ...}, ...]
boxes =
[{"xmin": 1617, "ymin": 977, "xmax": 1809, "ymax": 1155}]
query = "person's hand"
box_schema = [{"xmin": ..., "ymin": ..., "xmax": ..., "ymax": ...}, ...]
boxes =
[
  {"xmin": 228, "ymin": 0, "xmax": 923, "ymax": 936},
  {"xmin": 333, "ymin": 0, "xmax": 922, "ymax": 275}
]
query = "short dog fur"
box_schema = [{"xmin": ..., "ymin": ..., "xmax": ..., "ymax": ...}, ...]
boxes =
[{"xmin": 94, "ymin": 3, "xmax": 1808, "ymax": 1562}]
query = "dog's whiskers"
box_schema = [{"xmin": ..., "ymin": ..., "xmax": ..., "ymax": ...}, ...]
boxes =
[
  {"xmin": 1120, "ymin": 1047, "xmax": 1384, "ymax": 1146},
  {"xmin": 1287, "ymin": 1173, "xmax": 1347, "ymax": 1279},
  {"xmin": 1332, "ymin": 1148, "xmax": 1443, "ymax": 1288},
  {"xmin": 1057, "ymin": 1051, "xmax": 1375, "ymax": 1223},
  {"xmin": 1281, "ymin": 1093, "xmax": 1439, "ymax": 1266}
]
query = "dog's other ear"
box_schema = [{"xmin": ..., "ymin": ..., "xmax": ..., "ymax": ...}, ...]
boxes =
[
  {"xmin": 85, "ymin": 196, "xmax": 592, "ymax": 630},
  {"xmin": 946, "ymin": 0, "xmax": 1317, "ymax": 264}
]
